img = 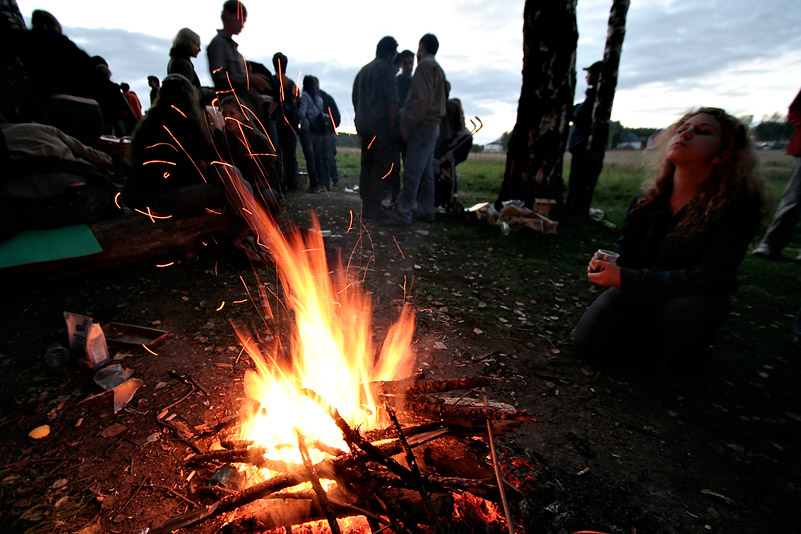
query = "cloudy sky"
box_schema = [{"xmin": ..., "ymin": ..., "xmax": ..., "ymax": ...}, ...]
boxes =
[{"xmin": 16, "ymin": 0, "xmax": 801, "ymax": 145}]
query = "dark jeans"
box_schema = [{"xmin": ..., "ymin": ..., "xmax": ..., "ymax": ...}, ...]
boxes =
[
  {"xmin": 572, "ymin": 287, "xmax": 729, "ymax": 368},
  {"xmin": 359, "ymin": 131, "xmax": 394, "ymax": 218},
  {"xmin": 322, "ymin": 131, "xmax": 339, "ymax": 186},
  {"xmin": 298, "ymin": 128, "xmax": 323, "ymax": 190},
  {"xmin": 276, "ymin": 123, "xmax": 298, "ymax": 191}
]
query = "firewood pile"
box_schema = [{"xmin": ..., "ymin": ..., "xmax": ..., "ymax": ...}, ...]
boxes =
[{"xmin": 143, "ymin": 377, "xmax": 536, "ymax": 534}]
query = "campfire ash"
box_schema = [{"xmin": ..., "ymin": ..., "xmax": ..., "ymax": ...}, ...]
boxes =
[{"xmin": 142, "ymin": 181, "xmax": 536, "ymax": 533}]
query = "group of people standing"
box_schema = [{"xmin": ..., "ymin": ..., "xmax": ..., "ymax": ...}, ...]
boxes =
[{"xmin": 352, "ymin": 34, "xmax": 448, "ymax": 226}]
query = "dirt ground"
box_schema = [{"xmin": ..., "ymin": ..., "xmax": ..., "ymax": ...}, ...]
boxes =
[{"xmin": 1, "ymin": 187, "xmax": 799, "ymax": 534}]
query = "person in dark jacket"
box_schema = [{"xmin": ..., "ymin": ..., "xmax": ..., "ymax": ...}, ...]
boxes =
[
  {"xmin": 566, "ymin": 61, "xmax": 601, "ymax": 212},
  {"xmin": 572, "ymin": 107, "xmax": 766, "ymax": 374},
  {"xmin": 752, "ymin": 87, "xmax": 801, "ymax": 261},
  {"xmin": 317, "ymin": 78, "xmax": 341, "ymax": 188},
  {"xmin": 168, "ymin": 28, "xmax": 202, "ymax": 90}
]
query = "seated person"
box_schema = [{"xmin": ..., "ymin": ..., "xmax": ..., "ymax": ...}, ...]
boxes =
[
  {"xmin": 572, "ymin": 108, "xmax": 766, "ymax": 375},
  {"xmin": 19, "ymin": 9, "xmax": 104, "ymax": 145},
  {"xmin": 219, "ymin": 96, "xmax": 282, "ymax": 216},
  {"xmin": 122, "ymin": 74, "xmax": 247, "ymax": 219},
  {"xmin": 0, "ymin": 115, "xmax": 116, "ymax": 241}
]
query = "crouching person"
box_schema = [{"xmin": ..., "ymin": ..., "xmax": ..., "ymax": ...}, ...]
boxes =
[
  {"xmin": 0, "ymin": 115, "xmax": 116, "ymax": 241},
  {"xmin": 572, "ymin": 108, "xmax": 766, "ymax": 376}
]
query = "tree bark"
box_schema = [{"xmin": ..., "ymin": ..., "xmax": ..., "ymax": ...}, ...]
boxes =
[
  {"xmin": 567, "ymin": 0, "xmax": 631, "ymax": 219},
  {"xmin": 495, "ymin": 0, "xmax": 578, "ymax": 214}
]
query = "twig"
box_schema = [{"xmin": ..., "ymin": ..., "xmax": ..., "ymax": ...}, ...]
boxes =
[
  {"xmin": 483, "ymin": 388, "xmax": 514, "ymax": 534},
  {"xmin": 120, "ymin": 475, "xmax": 149, "ymax": 511},
  {"xmin": 296, "ymin": 429, "xmax": 342, "ymax": 534},
  {"xmin": 144, "ymin": 483, "xmax": 200, "ymax": 507}
]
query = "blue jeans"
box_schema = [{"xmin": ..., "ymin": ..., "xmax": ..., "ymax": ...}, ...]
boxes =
[
  {"xmin": 397, "ymin": 124, "xmax": 438, "ymax": 223},
  {"xmin": 322, "ymin": 131, "xmax": 339, "ymax": 186}
]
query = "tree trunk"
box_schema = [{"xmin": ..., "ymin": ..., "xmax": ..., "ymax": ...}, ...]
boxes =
[
  {"xmin": 495, "ymin": 0, "xmax": 578, "ymax": 214},
  {"xmin": 567, "ymin": 0, "xmax": 630, "ymax": 219}
]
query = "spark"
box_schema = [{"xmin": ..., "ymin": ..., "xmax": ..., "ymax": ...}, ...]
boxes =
[
  {"xmin": 216, "ymin": 301, "xmax": 226, "ymax": 311},
  {"xmin": 145, "ymin": 142, "xmax": 177, "ymax": 151},
  {"xmin": 143, "ymin": 160, "xmax": 176, "ymax": 166},
  {"xmin": 156, "ymin": 262, "xmax": 175, "ymax": 268},
  {"xmin": 114, "ymin": 192, "xmax": 122, "ymax": 209},
  {"xmin": 134, "ymin": 207, "xmax": 172, "ymax": 222},
  {"xmin": 212, "ymin": 67, "xmax": 223, "ymax": 74},
  {"xmin": 170, "ymin": 105, "xmax": 187, "ymax": 119},
  {"xmin": 393, "ymin": 235, "xmax": 405, "ymax": 259},
  {"xmin": 205, "ymin": 208, "xmax": 223, "ymax": 215},
  {"xmin": 347, "ymin": 210, "xmax": 354, "ymax": 233},
  {"xmin": 327, "ymin": 106, "xmax": 337, "ymax": 135},
  {"xmin": 235, "ymin": 336, "xmax": 251, "ymax": 364},
  {"xmin": 381, "ymin": 162, "xmax": 394, "ymax": 180},
  {"xmin": 209, "ymin": 160, "xmax": 235, "ymax": 167},
  {"xmin": 163, "ymin": 172, "xmax": 170, "ymax": 179},
  {"xmin": 367, "ymin": 135, "xmax": 376, "ymax": 149},
  {"xmin": 142, "ymin": 345, "xmax": 158, "ymax": 355},
  {"xmin": 234, "ymin": 299, "xmax": 248, "ymax": 304}
]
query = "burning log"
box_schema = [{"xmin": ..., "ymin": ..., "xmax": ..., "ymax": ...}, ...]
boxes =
[
  {"xmin": 397, "ymin": 396, "xmax": 536, "ymax": 428},
  {"xmin": 375, "ymin": 376, "xmax": 493, "ymax": 396}
]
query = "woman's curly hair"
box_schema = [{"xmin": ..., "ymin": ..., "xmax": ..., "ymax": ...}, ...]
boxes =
[{"xmin": 637, "ymin": 107, "xmax": 767, "ymax": 236}]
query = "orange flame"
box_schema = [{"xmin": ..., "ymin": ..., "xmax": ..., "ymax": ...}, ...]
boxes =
[{"xmin": 229, "ymin": 182, "xmax": 417, "ymax": 467}]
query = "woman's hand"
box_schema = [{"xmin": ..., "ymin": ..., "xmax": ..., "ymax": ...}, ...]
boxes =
[
  {"xmin": 587, "ymin": 257, "xmax": 622, "ymax": 287},
  {"xmin": 207, "ymin": 107, "xmax": 224, "ymax": 131}
]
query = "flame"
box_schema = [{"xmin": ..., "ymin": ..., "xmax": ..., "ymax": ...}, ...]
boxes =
[{"xmin": 229, "ymin": 181, "xmax": 417, "ymax": 470}]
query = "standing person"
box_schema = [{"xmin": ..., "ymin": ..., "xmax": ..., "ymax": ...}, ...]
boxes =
[
  {"xmin": 297, "ymin": 75, "xmax": 325, "ymax": 192},
  {"xmin": 753, "ymin": 87, "xmax": 801, "ymax": 261},
  {"xmin": 396, "ymin": 49, "xmax": 414, "ymax": 106},
  {"xmin": 168, "ymin": 28, "xmax": 202, "ymax": 90},
  {"xmin": 385, "ymin": 33, "xmax": 447, "ymax": 226},
  {"xmin": 386, "ymin": 48, "xmax": 414, "ymax": 207},
  {"xmin": 272, "ymin": 52, "xmax": 300, "ymax": 192},
  {"xmin": 572, "ymin": 108, "xmax": 766, "ymax": 376},
  {"xmin": 318, "ymin": 79, "xmax": 341, "ymax": 188},
  {"xmin": 147, "ymin": 75, "xmax": 160, "ymax": 107},
  {"xmin": 566, "ymin": 61, "xmax": 602, "ymax": 213},
  {"xmin": 119, "ymin": 82, "xmax": 143, "ymax": 133},
  {"xmin": 352, "ymin": 36, "xmax": 399, "ymax": 219},
  {"xmin": 206, "ymin": 1, "xmax": 272, "ymax": 120}
]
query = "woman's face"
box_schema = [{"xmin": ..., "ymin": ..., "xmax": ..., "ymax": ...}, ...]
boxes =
[
  {"xmin": 191, "ymin": 38, "xmax": 201, "ymax": 58},
  {"xmin": 667, "ymin": 113, "xmax": 723, "ymax": 168}
]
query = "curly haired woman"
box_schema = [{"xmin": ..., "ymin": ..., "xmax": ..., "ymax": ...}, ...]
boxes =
[{"xmin": 572, "ymin": 108, "xmax": 767, "ymax": 374}]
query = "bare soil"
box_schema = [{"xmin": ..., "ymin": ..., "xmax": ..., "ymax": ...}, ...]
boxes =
[{"xmin": 1, "ymin": 186, "xmax": 799, "ymax": 534}]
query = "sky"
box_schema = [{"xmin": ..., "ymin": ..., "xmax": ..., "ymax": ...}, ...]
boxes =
[{"xmin": 15, "ymin": 0, "xmax": 801, "ymax": 145}]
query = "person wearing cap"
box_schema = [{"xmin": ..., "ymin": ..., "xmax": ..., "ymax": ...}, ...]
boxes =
[{"xmin": 566, "ymin": 60, "xmax": 603, "ymax": 211}]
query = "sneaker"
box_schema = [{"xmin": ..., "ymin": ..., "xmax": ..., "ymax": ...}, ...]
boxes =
[
  {"xmin": 415, "ymin": 213, "xmax": 435, "ymax": 223},
  {"xmin": 752, "ymin": 244, "xmax": 779, "ymax": 259}
]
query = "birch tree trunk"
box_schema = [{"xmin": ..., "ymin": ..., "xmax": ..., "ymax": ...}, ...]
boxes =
[
  {"xmin": 566, "ymin": 0, "xmax": 630, "ymax": 218},
  {"xmin": 495, "ymin": 0, "xmax": 578, "ymax": 214}
]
